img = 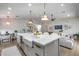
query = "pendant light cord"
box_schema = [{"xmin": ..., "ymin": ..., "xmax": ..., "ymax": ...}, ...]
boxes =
[
  {"xmin": 44, "ymin": 3, "xmax": 46, "ymax": 15},
  {"xmin": 29, "ymin": 7, "xmax": 32, "ymax": 22},
  {"xmin": 29, "ymin": 9, "xmax": 32, "ymax": 16}
]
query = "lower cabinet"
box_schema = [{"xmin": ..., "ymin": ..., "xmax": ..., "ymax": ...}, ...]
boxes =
[
  {"xmin": 33, "ymin": 43, "xmax": 44, "ymax": 56},
  {"xmin": 21, "ymin": 44, "xmax": 43, "ymax": 56},
  {"xmin": 44, "ymin": 39, "xmax": 59, "ymax": 56},
  {"xmin": 17, "ymin": 36, "xmax": 21, "ymax": 46},
  {"xmin": 33, "ymin": 50, "xmax": 43, "ymax": 56},
  {"xmin": 17, "ymin": 36, "xmax": 59, "ymax": 56},
  {"xmin": 21, "ymin": 41, "xmax": 43, "ymax": 56},
  {"xmin": 33, "ymin": 39, "xmax": 59, "ymax": 56}
]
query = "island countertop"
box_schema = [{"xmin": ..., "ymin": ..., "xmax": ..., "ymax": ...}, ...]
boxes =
[{"xmin": 17, "ymin": 33, "xmax": 60, "ymax": 46}]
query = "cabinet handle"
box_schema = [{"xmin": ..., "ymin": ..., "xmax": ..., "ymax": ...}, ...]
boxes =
[
  {"xmin": 35, "ymin": 53, "xmax": 40, "ymax": 56},
  {"xmin": 35, "ymin": 44, "xmax": 41, "ymax": 48}
]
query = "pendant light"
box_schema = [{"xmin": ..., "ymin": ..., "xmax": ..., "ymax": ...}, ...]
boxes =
[
  {"xmin": 6, "ymin": 16, "xmax": 10, "ymax": 25},
  {"xmin": 28, "ymin": 3, "xmax": 33, "ymax": 24},
  {"xmin": 41, "ymin": 3, "xmax": 49, "ymax": 21},
  {"xmin": 28, "ymin": 10, "xmax": 33, "ymax": 24},
  {"xmin": 51, "ymin": 13, "xmax": 56, "ymax": 21}
]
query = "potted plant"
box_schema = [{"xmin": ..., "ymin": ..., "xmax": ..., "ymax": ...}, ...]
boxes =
[
  {"xmin": 14, "ymin": 30, "xmax": 18, "ymax": 33},
  {"xmin": 73, "ymin": 32, "xmax": 79, "ymax": 40},
  {"xmin": 59, "ymin": 29, "xmax": 63, "ymax": 36}
]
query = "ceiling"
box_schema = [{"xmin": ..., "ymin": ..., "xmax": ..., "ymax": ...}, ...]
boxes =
[{"xmin": 0, "ymin": 3, "xmax": 79, "ymax": 20}]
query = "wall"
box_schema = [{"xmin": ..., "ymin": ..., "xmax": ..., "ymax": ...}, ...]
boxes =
[
  {"xmin": 0, "ymin": 18, "xmax": 28, "ymax": 33},
  {"xmin": 0, "ymin": 17, "xmax": 79, "ymax": 34},
  {"xmin": 51, "ymin": 17, "xmax": 79, "ymax": 34}
]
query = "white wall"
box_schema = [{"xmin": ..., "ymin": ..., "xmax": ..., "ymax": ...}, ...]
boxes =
[
  {"xmin": 0, "ymin": 17, "xmax": 79, "ymax": 34},
  {"xmin": 0, "ymin": 18, "xmax": 28, "ymax": 33},
  {"xmin": 51, "ymin": 17, "xmax": 79, "ymax": 34}
]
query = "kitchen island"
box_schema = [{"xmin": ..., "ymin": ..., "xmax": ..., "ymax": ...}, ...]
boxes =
[{"xmin": 17, "ymin": 33, "xmax": 60, "ymax": 56}]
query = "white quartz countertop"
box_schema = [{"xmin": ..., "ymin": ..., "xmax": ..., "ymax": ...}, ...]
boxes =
[
  {"xmin": 34, "ymin": 34, "xmax": 60, "ymax": 46},
  {"xmin": 17, "ymin": 33, "xmax": 60, "ymax": 46}
]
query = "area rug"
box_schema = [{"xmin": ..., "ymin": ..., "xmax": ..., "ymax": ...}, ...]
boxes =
[{"xmin": 1, "ymin": 46, "xmax": 21, "ymax": 56}]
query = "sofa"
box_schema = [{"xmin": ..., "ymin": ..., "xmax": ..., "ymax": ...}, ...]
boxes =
[{"xmin": 59, "ymin": 34, "xmax": 74, "ymax": 49}]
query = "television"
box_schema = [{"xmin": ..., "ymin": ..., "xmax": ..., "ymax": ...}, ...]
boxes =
[{"xmin": 55, "ymin": 25, "xmax": 62, "ymax": 30}]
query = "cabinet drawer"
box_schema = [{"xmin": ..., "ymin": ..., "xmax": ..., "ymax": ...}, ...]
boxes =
[
  {"xmin": 33, "ymin": 43, "xmax": 44, "ymax": 55},
  {"xmin": 34, "ymin": 49, "xmax": 43, "ymax": 56}
]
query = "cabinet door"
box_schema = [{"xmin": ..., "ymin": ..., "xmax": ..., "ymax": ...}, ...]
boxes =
[
  {"xmin": 45, "ymin": 40, "xmax": 59, "ymax": 56},
  {"xmin": 22, "ymin": 44, "xmax": 30, "ymax": 56},
  {"xmin": 21, "ymin": 42, "xmax": 34, "ymax": 56},
  {"xmin": 17, "ymin": 36, "xmax": 21, "ymax": 45},
  {"xmin": 26, "ymin": 47, "xmax": 35, "ymax": 56}
]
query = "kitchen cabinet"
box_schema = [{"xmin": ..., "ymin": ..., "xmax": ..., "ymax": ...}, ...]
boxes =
[{"xmin": 17, "ymin": 33, "xmax": 60, "ymax": 56}]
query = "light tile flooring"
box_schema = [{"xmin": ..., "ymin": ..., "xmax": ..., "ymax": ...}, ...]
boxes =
[
  {"xmin": 0, "ymin": 40, "xmax": 25, "ymax": 56},
  {"xmin": 0, "ymin": 40, "xmax": 79, "ymax": 56},
  {"xmin": 60, "ymin": 40, "xmax": 79, "ymax": 56}
]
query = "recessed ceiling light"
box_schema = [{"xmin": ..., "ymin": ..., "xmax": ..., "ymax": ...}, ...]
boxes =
[
  {"xmin": 8, "ymin": 7, "xmax": 12, "ymax": 10},
  {"xmin": 67, "ymin": 14, "xmax": 70, "ymax": 17},
  {"xmin": 28, "ymin": 3, "xmax": 32, "ymax": 7},
  {"xmin": 60, "ymin": 4, "xmax": 64, "ymax": 7},
  {"xmin": 8, "ymin": 11, "xmax": 10, "ymax": 14},
  {"xmin": 6, "ymin": 22, "xmax": 10, "ymax": 25}
]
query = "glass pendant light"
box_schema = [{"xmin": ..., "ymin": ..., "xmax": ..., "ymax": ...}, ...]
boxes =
[
  {"xmin": 28, "ymin": 10, "xmax": 33, "ymax": 24},
  {"xmin": 6, "ymin": 21, "xmax": 10, "ymax": 25},
  {"xmin": 41, "ymin": 3, "xmax": 49, "ymax": 21},
  {"xmin": 6, "ymin": 16, "xmax": 10, "ymax": 25}
]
